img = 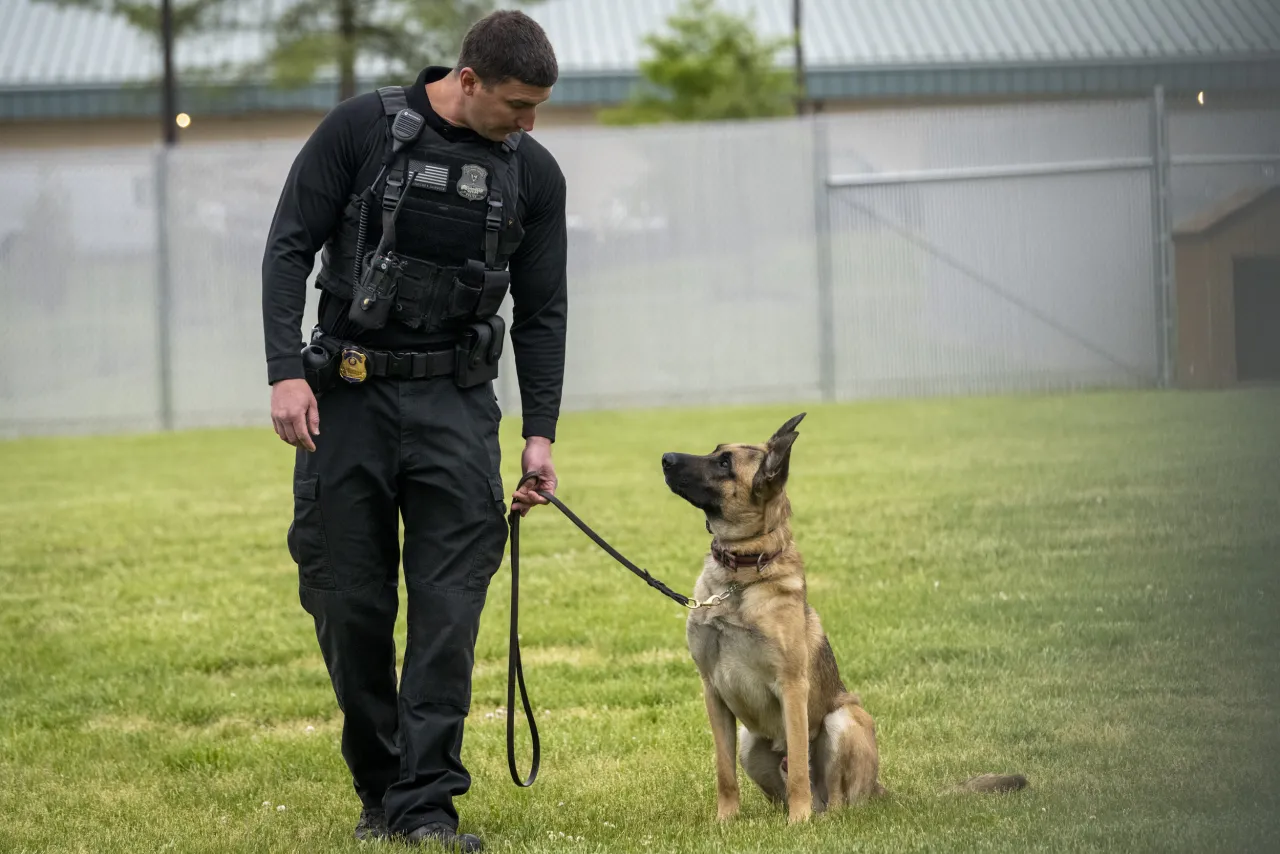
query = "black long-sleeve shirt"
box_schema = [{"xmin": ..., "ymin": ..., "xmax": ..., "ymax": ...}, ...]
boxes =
[{"xmin": 261, "ymin": 66, "xmax": 568, "ymax": 442}]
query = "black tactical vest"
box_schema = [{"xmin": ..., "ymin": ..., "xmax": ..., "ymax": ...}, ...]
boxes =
[{"xmin": 314, "ymin": 86, "xmax": 524, "ymax": 336}]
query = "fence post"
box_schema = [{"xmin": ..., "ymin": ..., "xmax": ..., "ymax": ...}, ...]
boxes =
[
  {"xmin": 812, "ymin": 114, "xmax": 836, "ymax": 401},
  {"xmin": 497, "ymin": 295, "xmax": 519, "ymax": 418},
  {"xmin": 1150, "ymin": 85, "xmax": 1176, "ymax": 389},
  {"xmin": 155, "ymin": 146, "xmax": 175, "ymax": 430}
]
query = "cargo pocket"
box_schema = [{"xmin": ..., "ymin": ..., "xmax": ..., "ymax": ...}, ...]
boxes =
[
  {"xmin": 466, "ymin": 475, "xmax": 509, "ymax": 591},
  {"xmin": 291, "ymin": 474, "xmax": 336, "ymax": 589},
  {"xmin": 488, "ymin": 472, "xmax": 507, "ymax": 517}
]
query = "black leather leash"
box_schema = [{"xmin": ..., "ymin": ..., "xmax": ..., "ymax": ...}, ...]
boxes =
[
  {"xmin": 505, "ymin": 490, "xmax": 540, "ymax": 788},
  {"xmin": 504, "ymin": 472, "xmax": 728, "ymax": 787}
]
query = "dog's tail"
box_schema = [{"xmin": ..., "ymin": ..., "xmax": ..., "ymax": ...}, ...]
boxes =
[
  {"xmin": 836, "ymin": 690, "xmax": 863, "ymax": 708},
  {"xmin": 948, "ymin": 773, "xmax": 1030, "ymax": 794},
  {"xmin": 833, "ymin": 691, "xmax": 1027, "ymax": 799}
]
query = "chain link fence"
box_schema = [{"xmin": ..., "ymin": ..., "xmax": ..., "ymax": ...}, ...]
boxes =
[{"xmin": 1, "ymin": 92, "xmax": 1276, "ymax": 438}]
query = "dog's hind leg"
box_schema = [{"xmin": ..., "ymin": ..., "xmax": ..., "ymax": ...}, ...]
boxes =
[
  {"xmin": 760, "ymin": 742, "xmax": 831, "ymax": 813},
  {"xmin": 701, "ymin": 678, "xmax": 740, "ymax": 821},
  {"xmin": 738, "ymin": 728, "xmax": 786, "ymax": 805},
  {"xmin": 811, "ymin": 722, "xmax": 840, "ymax": 812},
  {"xmin": 825, "ymin": 703, "xmax": 882, "ymax": 807}
]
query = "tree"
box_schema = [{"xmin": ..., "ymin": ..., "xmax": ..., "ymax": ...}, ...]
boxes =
[
  {"xmin": 255, "ymin": 0, "xmax": 496, "ymax": 101},
  {"xmin": 33, "ymin": 0, "xmax": 230, "ymax": 38},
  {"xmin": 599, "ymin": 0, "xmax": 797, "ymax": 126},
  {"xmin": 34, "ymin": 0, "xmax": 501, "ymax": 102},
  {"xmin": 33, "ymin": 0, "xmax": 236, "ymax": 142},
  {"xmin": 31, "ymin": 0, "xmax": 234, "ymax": 58}
]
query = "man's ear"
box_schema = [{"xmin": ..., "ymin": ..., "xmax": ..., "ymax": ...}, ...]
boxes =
[
  {"xmin": 459, "ymin": 67, "xmax": 479, "ymax": 95},
  {"xmin": 752, "ymin": 413, "xmax": 805, "ymax": 501}
]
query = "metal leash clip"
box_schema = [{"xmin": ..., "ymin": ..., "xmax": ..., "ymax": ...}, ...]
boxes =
[{"xmin": 686, "ymin": 589, "xmax": 735, "ymax": 610}]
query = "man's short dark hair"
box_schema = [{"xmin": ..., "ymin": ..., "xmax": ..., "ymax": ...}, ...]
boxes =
[{"xmin": 457, "ymin": 10, "xmax": 558, "ymax": 89}]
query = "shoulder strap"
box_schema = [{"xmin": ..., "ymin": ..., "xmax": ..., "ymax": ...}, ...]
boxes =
[
  {"xmin": 350, "ymin": 86, "xmax": 422, "ymax": 285},
  {"xmin": 376, "ymin": 85, "xmax": 409, "ymax": 118},
  {"xmin": 484, "ymin": 143, "xmax": 523, "ymax": 267},
  {"xmin": 371, "ymin": 86, "xmax": 427, "ymax": 256},
  {"xmin": 375, "ymin": 85, "xmax": 424, "ymax": 164}
]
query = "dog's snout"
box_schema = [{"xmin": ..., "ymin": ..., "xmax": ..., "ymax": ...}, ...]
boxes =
[{"xmin": 662, "ymin": 452, "xmax": 678, "ymax": 470}]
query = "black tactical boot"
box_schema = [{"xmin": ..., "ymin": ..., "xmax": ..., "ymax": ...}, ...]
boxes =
[
  {"xmin": 402, "ymin": 822, "xmax": 484, "ymax": 851},
  {"xmin": 354, "ymin": 807, "xmax": 388, "ymax": 841}
]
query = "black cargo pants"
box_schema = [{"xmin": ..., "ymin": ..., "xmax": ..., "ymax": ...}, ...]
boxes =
[{"xmin": 286, "ymin": 372, "xmax": 508, "ymax": 835}]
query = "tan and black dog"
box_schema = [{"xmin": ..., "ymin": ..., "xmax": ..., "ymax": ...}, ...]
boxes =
[{"xmin": 662, "ymin": 413, "xmax": 1027, "ymax": 823}]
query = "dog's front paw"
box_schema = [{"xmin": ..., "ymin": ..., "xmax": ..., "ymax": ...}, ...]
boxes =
[
  {"xmin": 787, "ymin": 801, "xmax": 812, "ymax": 824},
  {"xmin": 716, "ymin": 796, "xmax": 740, "ymax": 822}
]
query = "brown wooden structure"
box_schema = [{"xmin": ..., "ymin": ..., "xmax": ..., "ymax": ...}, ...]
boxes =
[{"xmin": 1173, "ymin": 186, "xmax": 1280, "ymax": 389}]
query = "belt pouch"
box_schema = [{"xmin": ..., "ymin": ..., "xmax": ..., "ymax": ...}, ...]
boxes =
[
  {"xmin": 454, "ymin": 318, "xmax": 501, "ymax": 388},
  {"xmin": 300, "ymin": 340, "xmax": 339, "ymax": 395}
]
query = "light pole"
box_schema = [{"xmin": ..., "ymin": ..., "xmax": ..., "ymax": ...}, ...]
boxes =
[
  {"xmin": 156, "ymin": 0, "xmax": 177, "ymax": 430},
  {"xmin": 161, "ymin": 0, "xmax": 177, "ymax": 145},
  {"xmin": 793, "ymin": 0, "xmax": 805, "ymax": 115}
]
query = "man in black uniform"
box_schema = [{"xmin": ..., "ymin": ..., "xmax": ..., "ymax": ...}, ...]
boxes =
[{"xmin": 260, "ymin": 10, "xmax": 566, "ymax": 850}]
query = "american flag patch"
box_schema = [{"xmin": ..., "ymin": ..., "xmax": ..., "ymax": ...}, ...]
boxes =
[{"xmin": 409, "ymin": 161, "xmax": 449, "ymax": 192}]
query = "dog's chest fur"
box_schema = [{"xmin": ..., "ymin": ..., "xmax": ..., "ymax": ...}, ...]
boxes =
[{"xmin": 686, "ymin": 571, "xmax": 791, "ymax": 747}]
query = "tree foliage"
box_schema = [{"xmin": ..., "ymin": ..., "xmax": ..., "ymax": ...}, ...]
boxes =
[
  {"xmin": 32, "ymin": 0, "xmax": 232, "ymax": 40},
  {"xmin": 33, "ymin": 0, "xmax": 501, "ymax": 100},
  {"xmin": 599, "ymin": 0, "xmax": 797, "ymax": 126},
  {"xmin": 255, "ymin": 0, "xmax": 496, "ymax": 100}
]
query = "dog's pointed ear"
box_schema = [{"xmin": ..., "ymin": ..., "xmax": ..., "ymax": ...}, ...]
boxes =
[
  {"xmin": 771, "ymin": 412, "xmax": 805, "ymax": 441},
  {"xmin": 752, "ymin": 413, "xmax": 804, "ymax": 500}
]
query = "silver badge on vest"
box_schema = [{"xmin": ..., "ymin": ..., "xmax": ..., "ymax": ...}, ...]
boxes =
[{"xmin": 457, "ymin": 164, "xmax": 488, "ymax": 201}]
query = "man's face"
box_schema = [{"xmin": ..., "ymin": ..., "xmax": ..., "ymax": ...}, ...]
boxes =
[{"xmin": 459, "ymin": 68, "xmax": 551, "ymax": 141}]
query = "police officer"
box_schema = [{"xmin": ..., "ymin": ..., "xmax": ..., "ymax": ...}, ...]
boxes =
[{"xmin": 260, "ymin": 10, "xmax": 566, "ymax": 850}]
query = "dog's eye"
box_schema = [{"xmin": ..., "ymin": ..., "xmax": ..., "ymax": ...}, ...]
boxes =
[{"xmin": 718, "ymin": 454, "xmax": 732, "ymax": 470}]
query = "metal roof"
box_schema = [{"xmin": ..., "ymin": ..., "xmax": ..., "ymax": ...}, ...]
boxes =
[
  {"xmin": 0, "ymin": 0, "xmax": 397, "ymax": 87},
  {"xmin": 531, "ymin": 0, "xmax": 1280, "ymax": 71},
  {"xmin": 1, "ymin": 0, "xmax": 1278, "ymax": 118}
]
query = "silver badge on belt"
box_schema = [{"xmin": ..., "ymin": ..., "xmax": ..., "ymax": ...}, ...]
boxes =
[{"xmin": 457, "ymin": 164, "xmax": 488, "ymax": 201}]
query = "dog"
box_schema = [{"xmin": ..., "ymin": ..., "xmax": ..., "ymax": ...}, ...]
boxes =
[{"xmin": 662, "ymin": 413, "xmax": 1027, "ymax": 823}]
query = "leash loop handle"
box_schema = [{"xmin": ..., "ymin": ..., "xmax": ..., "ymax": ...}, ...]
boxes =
[{"xmin": 506, "ymin": 481, "xmax": 540, "ymax": 788}]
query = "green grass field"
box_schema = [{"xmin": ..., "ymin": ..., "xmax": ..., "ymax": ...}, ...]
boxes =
[{"xmin": 2, "ymin": 389, "xmax": 1279, "ymax": 853}]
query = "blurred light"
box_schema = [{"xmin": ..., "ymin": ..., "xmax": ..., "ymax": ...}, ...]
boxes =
[
  {"xmin": 1197, "ymin": 91, "xmax": 1205, "ymax": 106},
  {"xmin": 175, "ymin": 112, "xmax": 192, "ymax": 128}
]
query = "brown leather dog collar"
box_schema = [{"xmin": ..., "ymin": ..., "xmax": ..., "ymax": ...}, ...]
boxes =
[{"xmin": 711, "ymin": 541, "xmax": 781, "ymax": 572}]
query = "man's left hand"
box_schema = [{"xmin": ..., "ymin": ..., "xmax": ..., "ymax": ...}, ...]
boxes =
[{"xmin": 512, "ymin": 436, "xmax": 556, "ymax": 516}]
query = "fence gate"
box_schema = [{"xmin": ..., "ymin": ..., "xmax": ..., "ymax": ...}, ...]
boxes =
[{"xmin": 809, "ymin": 94, "xmax": 1175, "ymax": 403}]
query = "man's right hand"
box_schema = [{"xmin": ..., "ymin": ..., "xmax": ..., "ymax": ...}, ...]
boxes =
[{"xmin": 271, "ymin": 378, "xmax": 320, "ymax": 452}]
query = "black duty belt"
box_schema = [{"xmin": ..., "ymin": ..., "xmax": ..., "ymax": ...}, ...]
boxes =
[
  {"xmin": 362, "ymin": 347, "xmax": 454, "ymax": 379},
  {"xmin": 324, "ymin": 339, "xmax": 455, "ymax": 383}
]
